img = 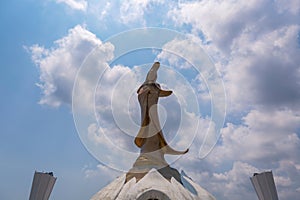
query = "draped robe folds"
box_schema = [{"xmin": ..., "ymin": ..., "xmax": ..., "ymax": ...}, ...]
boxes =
[
  {"xmin": 126, "ymin": 62, "xmax": 188, "ymax": 183},
  {"xmin": 126, "ymin": 83, "xmax": 188, "ymax": 183},
  {"xmin": 135, "ymin": 83, "xmax": 188, "ymax": 156}
]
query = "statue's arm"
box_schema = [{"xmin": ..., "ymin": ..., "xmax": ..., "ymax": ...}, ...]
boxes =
[{"xmin": 159, "ymin": 90, "xmax": 172, "ymax": 97}]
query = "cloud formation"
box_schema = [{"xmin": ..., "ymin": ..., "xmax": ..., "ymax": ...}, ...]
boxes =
[
  {"xmin": 166, "ymin": 1, "xmax": 300, "ymax": 199},
  {"xmin": 56, "ymin": 0, "xmax": 88, "ymax": 11},
  {"xmin": 120, "ymin": 0, "xmax": 164, "ymax": 24},
  {"xmin": 174, "ymin": 109, "xmax": 300, "ymax": 199},
  {"xmin": 29, "ymin": 1, "xmax": 300, "ymax": 199},
  {"xmin": 28, "ymin": 25, "xmax": 106, "ymax": 107},
  {"xmin": 169, "ymin": 0, "xmax": 300, "ymax": 111}
]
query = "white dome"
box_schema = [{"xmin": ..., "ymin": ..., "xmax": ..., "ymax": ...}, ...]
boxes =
[{"xmin": 91, "ymin": 169, "xmax": 216, "ymax": 200}]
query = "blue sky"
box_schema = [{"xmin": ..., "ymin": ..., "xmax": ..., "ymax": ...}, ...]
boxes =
[{"xmin": 1, "ymin": 0, "xmax": 300, "ymax": 199}]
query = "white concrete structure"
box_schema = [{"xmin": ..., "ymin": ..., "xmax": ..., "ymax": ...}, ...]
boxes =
[{"xmin": 91, "ymin": 169, "xmax": 215, "ymax": 200}]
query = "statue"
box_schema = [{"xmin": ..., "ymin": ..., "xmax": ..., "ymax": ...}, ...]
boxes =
[
  {"xmin": 91, "ymin": 62, "xmax": 216, "ymax": 200},
  {"xmin": 126, "ymin": 62, "xmax": 188, "ymax": 183}
]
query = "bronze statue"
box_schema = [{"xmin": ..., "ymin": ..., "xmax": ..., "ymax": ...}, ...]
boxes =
[{"xmin": 126, "ymin": 62, "xmax": 188, "ymax": 183}]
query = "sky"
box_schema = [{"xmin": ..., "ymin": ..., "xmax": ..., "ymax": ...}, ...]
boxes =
[{"xmin": 1, "ymin": 0, "xmax": 300, "ymax": 199}]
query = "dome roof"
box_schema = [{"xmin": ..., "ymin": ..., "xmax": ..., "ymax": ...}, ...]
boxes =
[{"xmin": 91, "ymin": 169, "xmax": 216, "ymax": 200}]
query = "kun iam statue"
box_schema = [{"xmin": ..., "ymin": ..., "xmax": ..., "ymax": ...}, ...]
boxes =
[
  {"xmin": 126, "ymin": 62, "xmax": 188, "ymax": 183},
  {"xmin": 91, "ymin": 62, "xmax": 216, "ymax": 200}
]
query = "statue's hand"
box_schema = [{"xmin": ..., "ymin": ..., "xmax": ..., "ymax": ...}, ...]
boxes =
[{"xmin": 159, "ymin": 90, "xmax": 172, "ymax": 97}]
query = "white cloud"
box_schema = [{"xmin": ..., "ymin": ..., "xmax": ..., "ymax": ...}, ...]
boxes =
[
  {"xmin": 120, "ymin": 0, "xmax": 164, "ymax": 24},
  {"xmin": 174, "ymin": 160, "xmax": 260, "ymax": 200},
  {"xmin": 210, "ymin": 109, "xmax": 300, "ymax": 167},
  {"xmin": 87, "ymin": 1, "xmax": 113, "ymax": 23},
  {"xmin": 217, "ymin": 110, "xmax": 300, "ymax": 198},
  {"xmin": 95, "ymin": 65, "xmax": 139, "ymax": 134},
  {"xmin": 86, "ymin": 0, "xmax": 175, "ymax": 27},
  {"xmin": 276, "ymin": 0, "xmax": 300, "ymax": 15},
  {"xmin": 170, "ymin": 108, "xmax": 300, "ymax": 200},
  {"xmin": 156, "ymin": 36, "xmax": 211, "ymax": 70},
  {"xmin": 274, "ymin": 175, "xmax": 292, "ymax": 187},
  {"xmin": 28, "ymin": 25, "xmax": 113, "ymax": 107},
  {"xmin": 98, "ymin": 1, "xmax": 111, "ymax": 20},
  {"xmin": 84, "ymin": 164, "xmax": 121, "ymax": 179},
  {"xmin": 210, "ymin": 161, "xmax": 259, "ymax": 200},
  {"xmin": 169, "ymin": 0, "xmax": 300, "ymax": 53},
  {"xmin": 225, "ymin": 25, "xmax": 300, "ymax": 110},
  {"xmin": 274, "ymin": 160, "xmax": 300, "ymax": 199},
  {"xmin": 169, "ymin": 0, "xmax": 261, "ymax": 52},
  {"xmin": 156, "ymin": 37, "xmax": 227, "ymax": 158},
  {"xmin": 56, "ymin": 0, "xmax": 88, "ymax": 11},
  {"xmin": 168, "ymin": 0, "xmax": 300, "ymax": 111}
]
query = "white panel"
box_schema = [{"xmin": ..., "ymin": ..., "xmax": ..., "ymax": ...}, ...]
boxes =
[
  {"xmin": 250, "ymin": 171, "xmax": 279, "ymax": 200},
  {"xmin": 29, "ymin": 171, "xmax": 57, "ymax": 200}
]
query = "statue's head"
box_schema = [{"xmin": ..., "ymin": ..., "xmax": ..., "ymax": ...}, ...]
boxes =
[
  {"xmin": 138, "ymin": 62, "xmax": 172, "ymax": 97},
  {"xmin": 145, "ymin": 62, "xmax": 160, "ymax": 84}
]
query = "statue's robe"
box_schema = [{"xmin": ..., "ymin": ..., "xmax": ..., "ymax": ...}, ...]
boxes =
[
  {"xmin": 135, "ymin": 83, "xmax": 187, "ymax": 155},
  {"xmin": 126, "ymin": 83, "xmax": 187, "ymax": 183},
  {"xmin": 126, "ymin": 62, "xmax": 188, "ymax": 183}
]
